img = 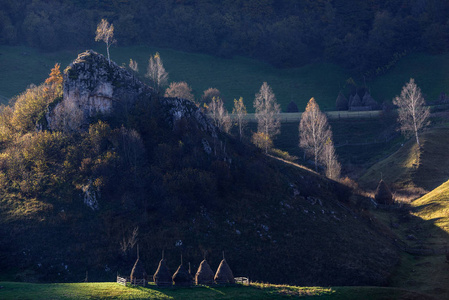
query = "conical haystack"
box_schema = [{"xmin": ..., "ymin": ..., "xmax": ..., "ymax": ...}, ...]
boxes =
[
  {"xmin": 336, "ymin": 92, "xmax": 348, "ymax": 111},
  {"xmin": 214, "ymin": 254, "xmax": 235, "ymax": 285},
  {"xmin": 130, "ymin": 246, "xmax": 147, "ymax": 282},
  {"xmin": 130, "ymin": 258, "xmax": 147, "ymax": 282},
  {"xmin": 172, "ymin": 258, "xmax": 193, "ymax": 286},
  {"xmin": 195, "ymin": 259, "xmax": 214, "ymax": 285},
  {"xmin": 153, "ymin": 257, "xmax": 172, "ymax": 287},
  {"xmin": 362, "ymin": 91, "xmax": 378, "ymax": 109},
  {"xmin": 349, "ymin": 93, "xmax": 362, "ymax": 109},
  {"xmin": 374, "ymin": 179, "xmax": 393, "ymax": 205}
]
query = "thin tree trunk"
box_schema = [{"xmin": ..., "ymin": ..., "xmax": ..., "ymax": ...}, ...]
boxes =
[
  {"xmin": 415, "ymin": 129, "xmax": 420, "ymax": 148},
  {"xmin": 107, "ymin": 45, "xmax": 111, "ymax": 65}
]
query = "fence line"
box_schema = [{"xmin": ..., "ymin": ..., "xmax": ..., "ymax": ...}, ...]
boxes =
[
  {"xmin": 234, "ymin": 277, "xmax": 250, "ymax": 285},
  {"xmin": 228, "ymin": 110, "xmax": 382, "ymax": 123},
  {"xmin": 117, "ymin": 275, "xmax": 127, "ymax": 286},
  {"xmin": 117, "ymin": 274, "xmax": 148, "ymax": 287}
]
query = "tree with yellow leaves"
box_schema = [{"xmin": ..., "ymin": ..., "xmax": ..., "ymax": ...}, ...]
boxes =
[{"xmin": 44, "ymin": 63, "xmax": 63, "ymax": 100}]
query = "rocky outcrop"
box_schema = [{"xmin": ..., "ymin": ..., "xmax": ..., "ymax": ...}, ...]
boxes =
[
  {"xmin": 46, "ymin": 50, "xmax": 150, "ymax": 131},
  {"xmin": 161, "ymin": 96, "xmax": 217, "ymax": 138},
  {"xmin": 44, "ymin": 50, "xmax": 217, "ymax": 139}
]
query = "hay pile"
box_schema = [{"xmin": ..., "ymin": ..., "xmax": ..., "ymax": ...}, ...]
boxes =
[
  {"xmin": 153, "ymin": 258, "xmax": 172, "ymax": 287},
  {"xmin": 130, "ymin": 258, "xmax": 147, "ymax": 282},
  {"xmin": 195, "ymin": 259, "xmax": 214, "ymax": 285},
  {"xmin": 336, "ymin": 92, "xmax": 348, "ymax": 110},
  {"xmin": 214, "ymin": 258, "xmax": 235, "ymax": 285},
  {"xmin": 374, "ymin": 179, "xmax": 394, "ymax": 205},
  {"xmin": 172, "ymin": 262, "xmax": 192, "ymax": 286}
]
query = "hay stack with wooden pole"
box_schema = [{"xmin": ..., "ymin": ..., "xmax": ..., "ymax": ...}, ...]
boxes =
[
  {"xmin": 153, "ymin": 251, "xmax": 172, "ymax": 287},
  {"xmin": 214, "ymin": 252, "xmax": 235, "ymax": 285},
  {"xmin": 195, "ymin": 258, "xmax": 214, "ymax": 285},
  {"xmin": 130, "ymin": 245, "xmax": 147, "ymax": 284},
  {"xmin": 336, "ymin": 92, "xmax": 348, "ymax": 111},
  {"xmin": 374, "ymin": 179, "xmax": 394, "ymax": 205},
  {"xmin": 172, "ymin": 255, "xmax": 192, "ymax": 286}
]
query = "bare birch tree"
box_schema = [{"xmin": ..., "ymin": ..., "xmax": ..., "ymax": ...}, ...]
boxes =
[
  {"xmin": 299, "ymin": 97, "xmax": 331, "ymax": 171},
  {"xmin": 207, "ymin": 97, "xmax": 231, "ymax": 133},
  {"xmin": 322, "ymin": 137, "xmax": 341, "ymax": 180},
  {"xmin": 95, "ymin": 19, "xmax": 116, "ymax": 65},
  {"xmin": 253, "ymin": 82, "xmax": 280, "ymax": 153},
  {"xmin": 146, "ymin": 52, "xmax": 169, "ymax": 94},
  {"xmin": 232, "ymin": 97, "xmax": 247, "ymax": 141},
  {"xmin": 393, "ymin": 78, "xmax": 429, "ymax": 147}
]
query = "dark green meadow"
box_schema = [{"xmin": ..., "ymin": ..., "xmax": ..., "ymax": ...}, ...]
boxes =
[{"xmin": 2, "ymin": 45, "xmax": 449, "ymax": 112}]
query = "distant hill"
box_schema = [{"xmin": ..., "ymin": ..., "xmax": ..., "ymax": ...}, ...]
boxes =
[{"xmin": 0, "ymin": 50, "xmax": 399, "ymax": 286}]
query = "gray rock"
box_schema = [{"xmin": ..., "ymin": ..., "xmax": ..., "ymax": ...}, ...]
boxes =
[{"xmin": 45, "ymin": 50, "xmax": 150, "ymax": 131}]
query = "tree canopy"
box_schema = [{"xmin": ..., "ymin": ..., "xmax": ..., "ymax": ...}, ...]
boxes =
[{"xmin": 2, "ymin": 0, "xmax": 449, "ymax": 73}]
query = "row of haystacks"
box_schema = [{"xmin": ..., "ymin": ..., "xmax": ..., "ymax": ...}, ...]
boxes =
[{"xmin": 130, "ymin": 252, "xmax": 235, "ymax": 287}]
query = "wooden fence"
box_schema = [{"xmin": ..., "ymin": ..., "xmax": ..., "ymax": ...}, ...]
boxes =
[
  {"xmin": 117, "ymin": 275, "xmax": 128, "ymax": 286},
  {"xmin": 234, "ymin": 277, "xmax": 250, "ymax": 285},
  {"xmin": 117, "ymin": 274, "xmax": 250, "ymax": 287},
  {"xmin": 117, "ymin": 274, "xmax": 147, "ymax": 286}
]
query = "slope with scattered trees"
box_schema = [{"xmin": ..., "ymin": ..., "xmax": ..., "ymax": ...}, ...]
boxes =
[{"xmin": 0, "ymin": 50, "xmax": 400, "ymax": 287}]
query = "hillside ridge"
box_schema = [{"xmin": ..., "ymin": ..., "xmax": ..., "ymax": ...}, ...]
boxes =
[{"xmin": 0, "ymin": 50, "xmax": 399, "ymax": 287}]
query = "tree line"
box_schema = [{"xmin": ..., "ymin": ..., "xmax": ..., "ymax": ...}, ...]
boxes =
[{"xmin": 1, "ymin": 0, "xmax": 449, "ymax": 74}]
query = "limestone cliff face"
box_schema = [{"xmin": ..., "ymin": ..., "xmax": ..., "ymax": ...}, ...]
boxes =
[
  {"xmin": 46, "ymin": 50, "xmax": 149, "ymax": 131},
  {"xmin": 45, "ymin": 50, "xmax": 216, "ymax": 138}
]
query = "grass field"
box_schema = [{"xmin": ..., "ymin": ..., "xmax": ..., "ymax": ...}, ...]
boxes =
[
  {"xmin": 368, "ymin": 52, "xmax": 449, "ymax": 105},
  {"xmin": 0, "ymin": 281, "xmax": 434, "ymax": 300},
  {"xmin": 0, "ymin": 45, "xmax": 350, "ymax": 112},
  {"xmin": 2, "ymin": 45, "xmax": 449, "ymax": 113}
]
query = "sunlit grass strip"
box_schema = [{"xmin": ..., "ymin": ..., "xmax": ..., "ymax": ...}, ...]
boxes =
[{"xmin": 251, "ymin": 282, "xmax": 334, "ymax": 296}]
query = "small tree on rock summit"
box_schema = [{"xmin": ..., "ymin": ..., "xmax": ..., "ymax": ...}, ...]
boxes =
[{"xmin": 95, "ymin": 19, "xmax": 116, "ymax": 65}]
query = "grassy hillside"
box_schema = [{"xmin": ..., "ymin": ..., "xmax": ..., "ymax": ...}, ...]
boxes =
[
  {"xmin": 0, "ymin": 50, "xmax": 400, "ymax": 287},
  {"xmin": 2, "ymin": 46, "xmax": 449, "ymax": 113},
  {"xmin": 368, "ymin": 179, "xmax": 449, "ymax": 299},
  {"xmin": 0, "ymin": 282, "xmax": 434, "ymax": 300},
  {"xmin": 267, "ymin": 115, "xmax": 402, "ymax": 175},
  {"xmin": 358, "ymin": 127, "xmax": 449, "ymax": 192},
  {"xmin": 412, "ymin": 179, "xmax": 449, "ymax": 243}
]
